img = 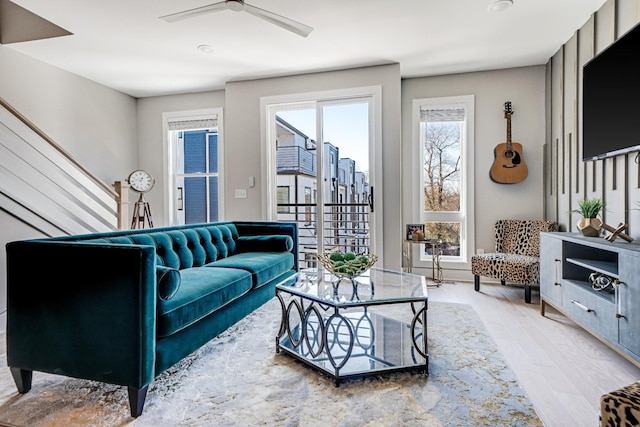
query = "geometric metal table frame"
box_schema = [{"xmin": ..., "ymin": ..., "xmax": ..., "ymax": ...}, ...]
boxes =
[{"xmin": 275, "ymin": 268, "xmax": 428, "ymax": 386}]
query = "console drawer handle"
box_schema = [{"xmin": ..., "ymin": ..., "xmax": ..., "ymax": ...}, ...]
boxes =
[
  {"xmin": 615, "ymin": 280, "xmax": 625, "ymax": 319},
  {"xmin": 571, "ymin": 299, "xmax": 593, "ymax": 313}
]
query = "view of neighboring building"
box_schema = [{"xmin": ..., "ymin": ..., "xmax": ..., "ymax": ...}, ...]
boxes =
[{"xmin": 275, "ymin": 116, "xmax": 370, "ymax": 269}]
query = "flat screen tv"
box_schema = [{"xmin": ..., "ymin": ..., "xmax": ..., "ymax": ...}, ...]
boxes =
[{"xmin": 583, "ymin": 22, "xmax": 640, "ymax": 161}]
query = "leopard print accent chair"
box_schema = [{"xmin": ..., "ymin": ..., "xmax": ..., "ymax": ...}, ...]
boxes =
[
  {"xmin": 600, "ymin": 381, "xmax": 640, "ymax": 427},
  {"xmin": 471, "ymin": 219, "xmax": 559, "ymax": 303}
]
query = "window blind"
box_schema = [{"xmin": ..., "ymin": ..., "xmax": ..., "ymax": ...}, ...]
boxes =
[
  {"xmin": 167, "ymin": 116, "xmax": 218, "ymax": 131},
  {"xmin": 420, "ymin": 107, "xmax": 465, "ymax": 122}
]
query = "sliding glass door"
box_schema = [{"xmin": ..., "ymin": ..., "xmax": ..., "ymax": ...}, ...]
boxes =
[{"xmin": 266, "ymin": 91, "xmax": 378, "ymax": 270}]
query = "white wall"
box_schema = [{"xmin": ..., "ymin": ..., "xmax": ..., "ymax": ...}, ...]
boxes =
[
  {"xmin": 401, "ymin": 66, "xmax": 547, "ymax": 281},
  {"xmin": 224, "ymin": 64, "xmax": 402, "ymax": 270},
  {"xmin": 0, "ymin": 44, "xmax": 549, "ymax": 332},
  {"xmin": 0, "ymin": 45, "xmax": 138, "ymax": 331},
  {"xmin": 0, "ymin": 46, "xmax": 137, "ymax": 183},
  {"xmin": 136, "ymin": 91, "xmax": 225, "ymax": 227}
]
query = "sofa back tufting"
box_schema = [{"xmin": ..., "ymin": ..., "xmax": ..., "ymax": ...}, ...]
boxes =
[{"xmin": 82, "ymin": 223, "xmax": 241, "ymax": 270}]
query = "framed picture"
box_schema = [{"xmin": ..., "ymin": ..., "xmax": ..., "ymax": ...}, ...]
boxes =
[{"xmin": 405, "ymin": 224, "xmax": 424, "ymax": 240}]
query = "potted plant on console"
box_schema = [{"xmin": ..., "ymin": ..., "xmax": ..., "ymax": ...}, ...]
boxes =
[{"xmin": 571, "ymin": 198, "xmax": 604, "ymax": 237}]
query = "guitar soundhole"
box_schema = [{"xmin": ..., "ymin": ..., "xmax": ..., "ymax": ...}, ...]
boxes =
[{"xmin": 504, "ymin": 150, "xmax": 514, "ymax": 159}]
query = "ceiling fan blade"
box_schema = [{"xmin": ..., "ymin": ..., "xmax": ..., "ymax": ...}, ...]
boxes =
[
  {"xmin": 159, "ymin": 1, "xmax": 228, "ymax": 23},
  {"xmin": 243, "ymin": 3, "xmax": 313, "ymax": 37}
]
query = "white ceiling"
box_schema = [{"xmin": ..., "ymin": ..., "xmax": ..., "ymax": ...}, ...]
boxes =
[{"xmin": 5, "ymin": 0, "xmax": 606, "ymax": 98}]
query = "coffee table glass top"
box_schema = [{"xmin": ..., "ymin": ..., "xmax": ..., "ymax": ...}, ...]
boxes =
[{"xmin": 277, "ymin": 267, "xmax": 427, "ymax": 307}]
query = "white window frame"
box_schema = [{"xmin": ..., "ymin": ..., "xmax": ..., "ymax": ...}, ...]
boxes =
[
  {"xmin": 163, "ymin": 108, "xmax": 224, "ymax": 225},
  {"xmin": 260, "ymin": 86, "xmax": 383, "ymax": 264},
  {"xmin": 412, "ymin": 95, "xmax": 475, "ymax": 274}
]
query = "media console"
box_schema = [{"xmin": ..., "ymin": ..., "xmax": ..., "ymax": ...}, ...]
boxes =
[{"xmin": 540, "ymin": 232, "xmax": 640, "ymax": 366}]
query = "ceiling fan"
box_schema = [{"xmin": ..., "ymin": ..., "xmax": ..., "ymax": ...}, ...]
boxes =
[{"xmin": 160, "ymin": 0, "xmax": 313, "ymax": 37}]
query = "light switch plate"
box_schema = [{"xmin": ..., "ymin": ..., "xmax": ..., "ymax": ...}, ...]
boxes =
[{"xmin": 235, "ymin": 189, "xmax": 247, "ymax": 199}]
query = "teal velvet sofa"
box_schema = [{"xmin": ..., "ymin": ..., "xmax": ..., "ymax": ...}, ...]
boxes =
[{"xmin": 5, "ymin": 221, "xmax": 298, "ymax": 417}]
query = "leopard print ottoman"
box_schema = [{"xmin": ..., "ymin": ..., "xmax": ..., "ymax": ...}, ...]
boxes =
[{"xmin": 600, "ymin": 381, "xmax": 640, "ymax": 427}]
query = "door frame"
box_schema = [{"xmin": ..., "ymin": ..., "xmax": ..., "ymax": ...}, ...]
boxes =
[{"xmin": 260, "ymin": 86, "xmax": 383, "ymax": 263}]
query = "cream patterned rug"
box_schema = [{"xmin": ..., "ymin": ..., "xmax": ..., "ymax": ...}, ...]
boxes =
[{"xmin": 0, "ymin": 299, "xmax": 542, "ymax": 426}]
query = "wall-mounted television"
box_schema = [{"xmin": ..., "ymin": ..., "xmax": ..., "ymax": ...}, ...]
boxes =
[{"xmin": 583, "ymin": 21, "xmax": 640, "ymax": 161}]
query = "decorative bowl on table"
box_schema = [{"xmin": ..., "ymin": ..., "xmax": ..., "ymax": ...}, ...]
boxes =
[{"xmin": 316, "ymin": 252, "xmax": 378, "ymax": 279}]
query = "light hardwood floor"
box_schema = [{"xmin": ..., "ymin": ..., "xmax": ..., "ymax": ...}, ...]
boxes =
[
  {"xmin": 430, "ymin": 280, "xmax": 640, "ymax": 427},
  {"xmin": 0, "ymin": 280, "xmax": 637, "ymax": 426}
]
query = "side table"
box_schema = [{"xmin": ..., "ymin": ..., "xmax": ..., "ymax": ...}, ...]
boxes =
[{"xmin": 404, "ymin": 238, "xmax": 443, "ymax": 286}]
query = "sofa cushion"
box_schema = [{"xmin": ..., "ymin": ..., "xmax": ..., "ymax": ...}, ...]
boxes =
[
  {"xmin": 471, "ymin": 253, "xmax": 540, "ymax": 284},
  {"xmin": 156, "ymin": 267, "xmax": 252, "ymax": 337},
  {"xmin": 206, "ymin": 252, "xmax": 295, "ymax": 288},
  {"xmin": 156, "ymin": 266, "xmax": 181, "ymax": 300},
  {"xmin": 236, "ymin": 235, "xmax": 294, "ymax": 253}
]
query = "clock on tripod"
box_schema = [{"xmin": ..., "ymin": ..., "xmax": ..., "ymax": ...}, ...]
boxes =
[{"xmin": 128, "ymin": 169, "xmax": 155, "ymax": 229}]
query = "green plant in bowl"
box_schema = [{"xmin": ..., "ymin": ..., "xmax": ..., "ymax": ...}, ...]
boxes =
[
  {"xmin": 570, "ymin": 198, "xmax": 604, "ymax": 236},
  {"xmin": 570, "ymin": 198, "xmax": 604, "ymax": 218}
]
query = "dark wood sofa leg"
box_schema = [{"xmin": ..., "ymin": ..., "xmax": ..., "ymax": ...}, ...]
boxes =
[
  {"xmin": 501, "ymin": 279, "xmax": 506, "ymax": 286},
  {"xmin": 524, "ymin": 284, "xmax": 532, "ymax": 304},
  {"xmin": 474, "ymin": 275, "xmax": 480, "ymax": 292},
  {"xmin": 10, "ymin": 367, "xmax": 32, "ymax": 393},
  {"xmin": 128, "ymin": 386, "xmax": 149, "ymax": 418}
]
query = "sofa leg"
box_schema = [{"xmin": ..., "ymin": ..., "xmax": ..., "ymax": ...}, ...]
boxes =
[
  {"xmin": 524, "ymin": 285, "xmax": 532, "ymax": 304},
  {"xmin": 474, "ymin": 275, "xmax": 480, "ymax": 292},
  {"xmin": 10, "ymin": 367, "xmax": 32, "ymax": 394},
  {"xmin": 501, "ymin": 279, "xmax": 506, "ymax": 286},
  {"xmin": 128, "ymin": 386, "xmax": 149, "ymax": 418}
]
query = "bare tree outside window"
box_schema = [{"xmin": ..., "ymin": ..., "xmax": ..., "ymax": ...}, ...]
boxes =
[{"xmin": 423, "ymin": 121, "xmax": 462, "ymax": 256}]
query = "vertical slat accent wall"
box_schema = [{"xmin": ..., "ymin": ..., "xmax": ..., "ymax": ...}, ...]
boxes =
[
  {"xmin": 550, "ymin": 47, "xmax": 564, "ymax": 225},
  {"xmin": 546, "ymin": 0, "xmax": 640, "ymax": 237}
]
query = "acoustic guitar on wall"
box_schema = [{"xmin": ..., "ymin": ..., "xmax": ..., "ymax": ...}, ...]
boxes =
[{"xmin": 490, "ymin": 101, "xmax": 528, "ymax": 184}]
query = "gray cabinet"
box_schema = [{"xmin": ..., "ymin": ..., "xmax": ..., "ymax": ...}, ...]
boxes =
[
  {"xmin": 540, "ymin": 232, "xmax": 640, "ymax": 366},
  {"xmin": 540, "ymin": 235, "xmax": 562, "ymax": 305}
]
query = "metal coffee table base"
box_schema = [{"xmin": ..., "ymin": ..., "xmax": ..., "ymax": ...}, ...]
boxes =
[{"xmin": 275, "ymin": 292, "xmax": 428, "ymax": 386}]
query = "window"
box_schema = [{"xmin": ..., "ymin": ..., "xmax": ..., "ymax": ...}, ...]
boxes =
[
  {"xmin": 277, "ymin": 186, "xmax": 290, "ymax": 213},
  {"xmin": 414, "ymin": 96, "xmax": 474, "ymax": 264},
  {"xmin": 164, "ymin": 108, "xmax": 223, "ymax": 225},
  {"xmin": 177, "ymin": 130, "xmax": 219, "ymax": 223},
  {"xmin": 304, "ymin": 186, "xmax": 312, "ymax": 223}
]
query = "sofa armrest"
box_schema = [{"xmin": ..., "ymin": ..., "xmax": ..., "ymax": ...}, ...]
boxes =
[
  {"xmin": 236, "ymin": 235, "xmax": 294, "ymax": 253},
  {"xmin": 6, "ymin": 240, "xmax": 157, "ymax": 390}
]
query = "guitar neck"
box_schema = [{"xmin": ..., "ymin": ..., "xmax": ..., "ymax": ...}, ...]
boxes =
[{"xmin": 506, "ymin": 114, "xmax": 513, "ymax": 150}]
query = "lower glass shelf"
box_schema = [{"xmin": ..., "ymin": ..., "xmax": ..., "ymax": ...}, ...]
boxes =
[{"xmin": 277, "ymin": 310, "xmax": 428, "ymax": 384}]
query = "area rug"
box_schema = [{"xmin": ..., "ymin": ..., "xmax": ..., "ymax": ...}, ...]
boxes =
[{"xmin": 0, "ymin": 300, "xmax": 542, "ymax": 426}]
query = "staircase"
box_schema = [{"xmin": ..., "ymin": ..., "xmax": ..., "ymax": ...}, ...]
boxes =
[{"xmin": 0, "ymin": 97, "xmax": 119, "ymax": 236}]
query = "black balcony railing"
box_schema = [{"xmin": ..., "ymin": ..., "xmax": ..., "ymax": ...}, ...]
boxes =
[{"xmin": 277, "ymin": 202, "xmax": 371, "ymax": 270}]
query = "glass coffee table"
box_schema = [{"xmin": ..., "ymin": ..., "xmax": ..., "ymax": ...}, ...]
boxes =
[{"xmin": 275, "ymin": 267, "xmax": 428, "ymax": 385}]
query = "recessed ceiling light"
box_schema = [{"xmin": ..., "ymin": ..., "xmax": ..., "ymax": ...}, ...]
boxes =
[
  {"xmin": 488, "ymin": 0, "xmax": 513, "ymax": 13},
  {"xmin": 197, "ymin": 44, "xmax": 214, "ymax": 54}
]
